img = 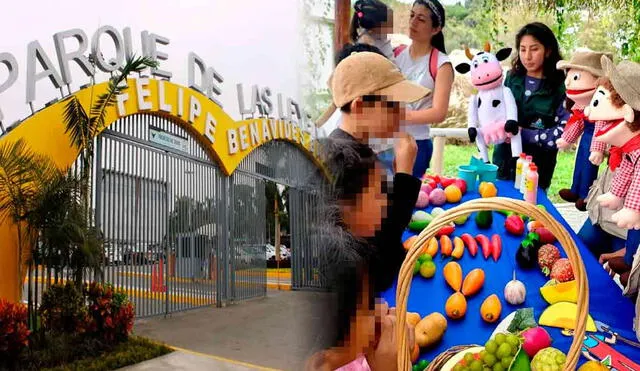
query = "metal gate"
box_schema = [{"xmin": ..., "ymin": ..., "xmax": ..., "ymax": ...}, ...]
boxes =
[
  {"xmin": 96, "ymin": 113, "xmax": 227, "ymax": 317},
  {"xmin": 290, "ymin": 188, "xmax": 326, "ymax": 290}
]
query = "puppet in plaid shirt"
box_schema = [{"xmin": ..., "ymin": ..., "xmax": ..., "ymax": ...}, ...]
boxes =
[
  {"xmin": 556, "ymin": 51, "xmax": 612, "ymax": 211},
  {"xmin": 586, "ymin": 55, "xmax": 640, "ymax": 230}
]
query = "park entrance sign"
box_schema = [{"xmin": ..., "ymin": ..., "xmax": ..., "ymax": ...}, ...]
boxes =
[{"xmin": 0, "ymin": 25, "xmax": 328, "ymax": 314}]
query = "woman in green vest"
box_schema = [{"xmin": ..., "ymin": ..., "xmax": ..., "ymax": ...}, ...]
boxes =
[{"xmin": 492, "ymin": 22, "xmax": 569, "ymax": 192}]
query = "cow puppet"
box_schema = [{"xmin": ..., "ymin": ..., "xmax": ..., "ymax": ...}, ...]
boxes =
[
  {"xmin": 455, "ymin": 42, "xmax": 521, "ymax": 163},
  {"xmin": 586, "ymin": 56, "xmax": 640, "ymax": 230}
]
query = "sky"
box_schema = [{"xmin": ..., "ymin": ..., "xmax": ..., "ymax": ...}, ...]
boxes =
[{"xmin": 0, "ymin": 0, "xmax": 304, "ymax": 128}]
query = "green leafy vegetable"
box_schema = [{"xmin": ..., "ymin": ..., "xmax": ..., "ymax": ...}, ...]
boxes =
[{"xmin": 507, "ymin": 308, "xmax": 537, "ymax": 333}]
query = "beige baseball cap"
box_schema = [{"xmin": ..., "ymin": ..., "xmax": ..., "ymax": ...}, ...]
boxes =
[{"xmin": 330, "ymin": 52, "xmax": 431, "ymax": 108}]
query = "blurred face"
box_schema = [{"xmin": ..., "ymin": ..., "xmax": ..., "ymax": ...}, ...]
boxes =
[
  {"xmin": 341, "ymin": 166, "xmax": 388, "ymax": 238},
  {"xmin": 351, "ymin": 95, "xmax": 404, "ymax": 139},
  {"xmin": 565, "ymin": 68, "xmax": 599, "ymax": 106},
  {"xmin": 409, "ymin": 4, "xmax": 440, "ymax": 43},
  {"xmin": 518, "ymin": 35, "xmax": 548, "ymax": 76},
  {"xmin": 372, "ymin": 9, "xmax": 394, "ymax": 36}
]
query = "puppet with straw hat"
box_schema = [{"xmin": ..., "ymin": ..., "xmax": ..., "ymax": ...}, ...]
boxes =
[{"xmin": 555, "ymin": 50, "xmax": 613, "ymax": 211}]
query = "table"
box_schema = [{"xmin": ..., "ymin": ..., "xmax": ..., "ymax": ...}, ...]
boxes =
[{"xmin": 381, "ymin": 179, "xmax": 640, "ymax": 366}]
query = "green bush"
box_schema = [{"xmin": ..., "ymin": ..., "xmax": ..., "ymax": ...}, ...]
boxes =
[
  {"xmin": 83, "ymin": 283, "xmax": 135, "ymax": 344},
  {"xmin": 39, "ymin": 283, "xmax": 88, "ymax": 335}
]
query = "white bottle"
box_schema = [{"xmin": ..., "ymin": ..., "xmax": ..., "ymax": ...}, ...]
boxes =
[{"xmin": 520, "ymin": 156, "xmax": 532, "ymax": 194}]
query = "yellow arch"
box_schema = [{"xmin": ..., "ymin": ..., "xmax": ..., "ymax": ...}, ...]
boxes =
[{"xmin": 0, "ymin": 78, "xmax": 327, "ymax": 302}]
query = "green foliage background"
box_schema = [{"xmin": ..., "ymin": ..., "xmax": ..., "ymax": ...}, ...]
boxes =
[{"xmin": 302, "ymin": 0, "xmax": 640, "ymax": 123}]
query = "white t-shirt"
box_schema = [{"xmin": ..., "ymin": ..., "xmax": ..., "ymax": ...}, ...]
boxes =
[{"xmin": 394, "ymin": 47, "xmax": 451, "ymax": 140}]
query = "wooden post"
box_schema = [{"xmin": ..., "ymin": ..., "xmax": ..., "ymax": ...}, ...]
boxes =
[
  {"xmin": 334, "ymin": 0, "xmax": 351, "ymax": 53},
  {"xmin": 431, "ymin": 136, "xmax": 446, "ymax": 176}
]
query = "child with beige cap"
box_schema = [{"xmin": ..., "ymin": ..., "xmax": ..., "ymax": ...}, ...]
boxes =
[{"xmin": 307, "ymin": 52, "xmax": 430, "ymax": 370}]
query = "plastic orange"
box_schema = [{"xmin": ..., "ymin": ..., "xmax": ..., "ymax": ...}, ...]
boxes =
[
  {"xmin": 444, "ymin": 185, "xmax": 463, "ymax": 203},
  {"xmin": 403, "ymin": 235, "xmax": 417, "ymax": 251},
  {"xmin": 479, "ymin": 182, "xmax": 498, "ymax": 198}
]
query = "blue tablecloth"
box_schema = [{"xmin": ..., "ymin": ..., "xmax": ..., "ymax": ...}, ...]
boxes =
[{"xmin": 381, "ymin": 179, "xmax": 640, "ymax": 366}]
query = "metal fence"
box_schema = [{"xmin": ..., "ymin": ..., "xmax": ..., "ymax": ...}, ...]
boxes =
[
  {"xmin": 290, "ymin": 188, "xmax": 326, "ymax": 290},
  {"xmin": 22, "ymin": 113, "xmax": 329, "ymax": 319}
]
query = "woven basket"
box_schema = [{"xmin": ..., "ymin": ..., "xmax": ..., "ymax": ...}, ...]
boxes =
[{"xmin": 395, "ymin": 198, "xmax": 589, "ymax": 371}]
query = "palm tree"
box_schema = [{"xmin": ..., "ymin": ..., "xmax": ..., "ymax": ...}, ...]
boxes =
[
  {"xmin": 62, "ymin": 56, "xmax": 157, "ymax": 281},
  {"xmin": 63, "ymin": 56, "xmax": 158, "ymax": 215}
]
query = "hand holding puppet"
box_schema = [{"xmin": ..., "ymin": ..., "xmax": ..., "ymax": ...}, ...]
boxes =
[
  {"xmin": 455, "ymin": 42, "xmax": 521, "ymax": 163},
  {"xmin": 586, "ymin": 56, "xmax": 640, "ymax": 230}
]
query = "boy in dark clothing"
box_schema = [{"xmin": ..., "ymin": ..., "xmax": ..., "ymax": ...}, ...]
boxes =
[{"xmin": 306, "ymin": 51, "xmax": 429, "ymax": 370}]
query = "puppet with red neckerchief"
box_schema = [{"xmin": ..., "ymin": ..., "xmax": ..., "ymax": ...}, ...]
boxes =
[
  {"xmin": 555, "ymin": 51, "xmax": 612, "ymax": 211},
  {"xmin": 585, "ymin": 55, "xmax": 640, "ymax": 230}
]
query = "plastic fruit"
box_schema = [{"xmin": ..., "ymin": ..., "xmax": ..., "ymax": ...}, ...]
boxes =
[
  {"xmin": 420, "ymin": 183, "xmax": 433, "ymax": 195},
  {"xmin": 426, "ymin": 237, "xmax": 438, "ymax": 256},
  {"xmin": 416, "ymin": 191, "xmax": 430, "ymax": 208},
  {"xmin": 451, "ymin": 237, "xmax": 464, "ymax": 259},
  {"xmin": 429, "ymin": 188, "xmax": 447, "ymax": 206},
  {"xmin": 441, "ymin": 176, "xmax": 457, "ymax": 188},
  {"xmin": 453, "ymin": 213, "xmax": 470, "ymax": 225},
  {"xmin": 444, "ymin": 185, "xmax": 463, "ymax": 203},
  {"xmin": 436, "ymin": 224, "xmax": 456, "ymax": 237},
  {"xmin": 413, "ymin": 261, "xmax": 421, "ymax": 275},
  {"xmin": 476, "ymin": 234, "xmax": 491, "ymax": 259},
  {"xmin": 409, "ymin": 211, "xmax": 433, "ymax": 231},
  {"xmin": 538, "ymin": 302, "xmax": 597, "ymax": 331},
  {"xmin": 475, "ymin": 210, "xmax": 493, "ymax": 229},
  {"xmin": 479, "ymin": 181, "xmax": 498, "ymax": 198},
  {"xmin": 533, "ymin": 227, "xmax": 556, "ymax": 244},
  {"xmin": 504, "ymin": 271, "xmax": 526, "ymax": 305},
  {"xmin": 407, "ymin": 312, "xmax": 421, "ymax": 327},
  {"xmin": 440, "ymin": 235, "xmax": 453, "ymax": 256},
  {"xmin": 443, "ymin": 261, "xmax": 463, "ymax": 291},
  {"xmin": 454, "ymin": 178, "xmax": 467, "ymax": 194},
  {"xmin": 461, "ymin": 268, "xmax": 485, "ymax": 296},
  {"xmin": 461, "ymin": 233, "xmax": 478, "ymax": 256},
  {"xmin": 424, "ymin": 178, "xmax": 437, "ymax": 189},
  {"xmin": 578, "ymin": 361, "xmax": 609, "ymax": 371},
  {"xmin": 420, "ymin": 261, "xmax": 436, "ymax": 278},
  {"xmin": 431, "ymin": 207, "xmax": 446, "ymax": 218},
  {"xmin": 404, "ymin": 235, "xmax": 417, "ymax": 251},
  {"xmin": 445, "ymin": 292, "xmax": 467, "ymax": 319},
  {"xmin": 550, "ymin": 258, "xmax": 574, "ymax": 282},
  {"xmin": 505, "ymin": 215, "xmax": 525, "ymax": 236},
  {"xmin": 491, "ymin": 234, "xmax": 502, "ymax": 261},
  {"xmin": 415, "ymin": 312, "xmax": 448, "ymax": 347},
  {"xmin": 530, "ymin": 347, "xmax": 566, "ymax": 371},
  {"xmin": 538, "ymin": 244, "xmax": 561, "ymax": 275},
  {"xmin": 411, "ymin": 343, "xmax": 420, "ymax": 363},
  {"xmin": 480, "ymin": 294, "xmax": 502, "ymax": 323},
  {"xmin": 521, "ymin": 327, "xmax": 552, "ymax": 358},
  {"xmin": 539, "ymin": 280, "xmax": 577, "ymax": 304}
]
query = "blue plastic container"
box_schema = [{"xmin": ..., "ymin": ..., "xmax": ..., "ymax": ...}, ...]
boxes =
[
  {"xmin": 477, "ymin": 163, "xmax": 499, "ymax": 183},
  {"xmin": 458, "ymin": 165, "xmax": 478, "ymax": 192}
]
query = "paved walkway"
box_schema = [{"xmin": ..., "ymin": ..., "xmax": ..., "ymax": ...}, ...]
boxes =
[
  {"xmin": 120, "ymin": 349, "xmax": 280, "ymax": 370},
  {"xmin": 131, "ymin": 290, "xmax": 332, "ymax": 371}
]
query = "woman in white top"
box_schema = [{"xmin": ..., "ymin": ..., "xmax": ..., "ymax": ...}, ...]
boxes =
[{"xmin": 387, "ymin": 0, "xmax": 454, "ymax": 178}]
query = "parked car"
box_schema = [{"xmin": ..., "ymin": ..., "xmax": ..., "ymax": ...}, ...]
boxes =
[
  {"xmin": 265, "ymin": 244, "xmax": 289, "ymax": 260},
  {"xmin": 104, "ymin": 242, "xmax": 124, "ymax": 266},
  {"xmin": 123, "ymin": 242, "xmax": 150, "ymax": 265}
]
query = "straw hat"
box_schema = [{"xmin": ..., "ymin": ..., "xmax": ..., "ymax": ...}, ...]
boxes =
[
  {"xmin": 601, "ymin": 55, "xmax": 640, "ymax": 111},
  {"xmin": 557, "ymin": 50, "xmax": 613, "ymax": 77}
]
